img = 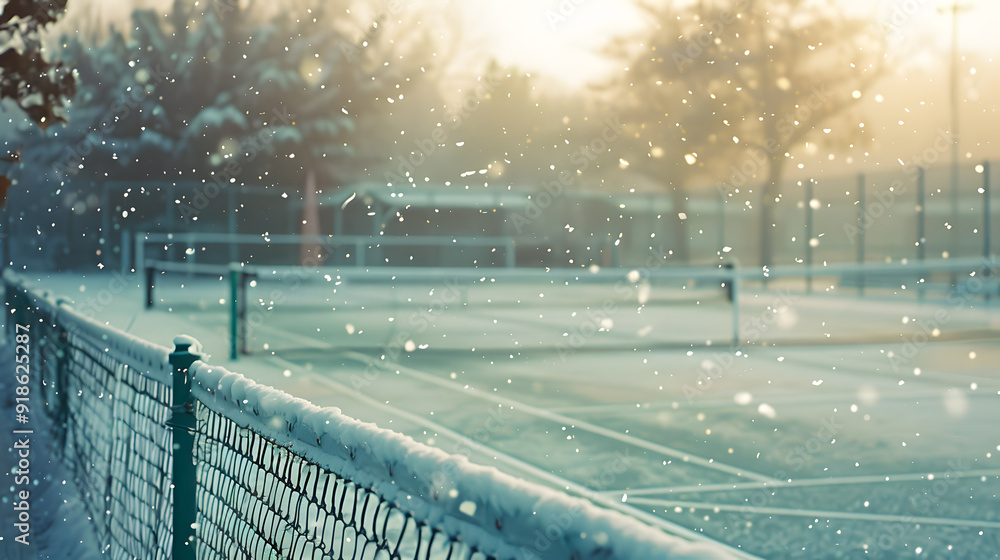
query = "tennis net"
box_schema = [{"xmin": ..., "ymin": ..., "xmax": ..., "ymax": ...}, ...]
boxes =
[{"xmin": 4, "ymin": 269, "xmax": 735, "ymax": 559}]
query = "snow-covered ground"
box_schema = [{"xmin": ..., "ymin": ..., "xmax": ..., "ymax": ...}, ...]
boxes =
[
  {"xmin": 8, "ymin": 270, "xmax": 1000, "ymax": 558},
  {"xmin": 0, "ymin": 341, "xmax": 103, "ymax": 559}
]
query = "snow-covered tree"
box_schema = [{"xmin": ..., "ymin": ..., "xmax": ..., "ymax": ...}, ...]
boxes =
[
  {"xmin": 1, "ymin": 0, "xmax": 75, "ymax": 205},
  {"xmin": 0, "ymin": 0, "xmax": 75, "ymax": 126}
]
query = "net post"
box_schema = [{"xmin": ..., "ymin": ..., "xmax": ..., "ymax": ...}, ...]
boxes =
[
  {"xmin": 135, "ymin": 232, "xmax": 145, "ymax": 276},
  {"xmin": 121, "ymin": 229, "xmax": 132, "ymax": 275},
  {"xmin": 145, "ymin": 265, "xmax": 155, "ymax": 309},
  {"xmin": 728, "ymin": 263, "xmax": 740, "ymax": 347},
  {"xmin": 229, "ymin": 264, "xmax": 239, "ymax": 360},
  {"xmin": 169, "ymin": 336, "xmax": 201, "ymax": 560}
]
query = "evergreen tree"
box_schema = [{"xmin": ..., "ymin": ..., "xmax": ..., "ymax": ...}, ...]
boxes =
[{"xmin": 1, "ymin": 0, "xmax": 76, "ymax": 205}]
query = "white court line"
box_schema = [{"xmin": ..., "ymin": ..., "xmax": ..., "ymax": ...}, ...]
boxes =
[
  {"xmin": 597, "ymin": 469, "xmax": 1000, "ymax": 497},
  {"xmin": 779, "ymin": 348, "xmax": 1000, "ymax": 389},
  {"xmin": 264, "ymin": 355, "xmax": 765, "ymax": 560},
  {"xmin": 237, "ymin": 310, "xmax": 775, "ymax": 484},
  {"xmin": 622, "ymin": 498, "xmax": 1000, "ymax": 529},
  {"xmin": 337, "ymin": 350, "xmax": 776, "ymax": 483},
  {"xmin": 549, "ymin": 389, "xmax": 954, "ymax": 415}
]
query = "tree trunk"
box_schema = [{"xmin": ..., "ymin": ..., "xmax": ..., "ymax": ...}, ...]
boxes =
[
  {"xmin": 669, "ymin": 188, "xmax": 691, "ymax": 264},
  {"xmin": 299, "ymin": 169, "xmax": 324, "ymax": 266},
  {"xmin": 759, "ymin": 163, "xmax": 785, "ymax": 271}
]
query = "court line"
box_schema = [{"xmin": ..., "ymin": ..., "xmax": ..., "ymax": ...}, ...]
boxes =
[
  {"xmin": 264, "ymin": 355, "xmax": 765, "ymax": 560},
  {"xmin": 622, "ymin": 498, "xmax": 1000, "ymax": 529},
  {"xmin": 776, "ymin": 345, "xmax": 1000, "ymax": 388},
  {"xmin": 596, "ymin": 469, "xmax": 1000, "ymax": 497},
  {"xmin": 548, "ymin": 390, "xmax": 954, "ymax": 415},
  {"xmin": 337, "ymin": 349, "xmax": 776, "ymax": 483}
]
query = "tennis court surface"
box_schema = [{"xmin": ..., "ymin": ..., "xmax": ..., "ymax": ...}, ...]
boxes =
[{"xmin": 41, "ymin": 270, "xmax": 1000, "ymax": 559}]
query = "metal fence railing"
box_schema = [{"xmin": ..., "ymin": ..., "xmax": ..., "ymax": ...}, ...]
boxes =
[{"xmin": 3, "ymin": 270, "xmax": 746, "ymax": 559}]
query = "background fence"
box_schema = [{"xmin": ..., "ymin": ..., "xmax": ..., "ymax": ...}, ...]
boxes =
[
  {"xmin": 2, "ymin": 161, "xmax": 992, "ymax": 273},
  {"xmin": 3, "ymin": 270, "xmax": 744, "ymax": 559}
]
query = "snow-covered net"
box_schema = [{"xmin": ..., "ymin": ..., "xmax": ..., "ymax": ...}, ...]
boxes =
[
  {"xmin": 189, "ymin": 362, "xmax": 726, "ymax": 560},
  {"xmin": 5, "ymin": 272, "xmax": 175, "ymax": 560},
  {"xmin": 5, "ymin": 270, "xmax": 732, "ymax": 560},
  {"xmin": 193, "ymin": 406, "xmax": 491, "ymax": 560}
]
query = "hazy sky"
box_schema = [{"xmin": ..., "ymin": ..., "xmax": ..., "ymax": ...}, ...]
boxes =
[
  {"xmin": 461, "ymin": 0, "xmax": 1000, "ymax": 87},
  {"xmin": 66, "ymin": 0, "xmax": 1000, "ymax": 87},
  {"xmin": 57, "ymin": 0, "xmax": 1000, "ymax": 168}
]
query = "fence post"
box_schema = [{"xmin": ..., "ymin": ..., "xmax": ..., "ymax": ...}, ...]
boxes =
[
  {"xmin": 857, "ymin": 174, "xmax": 866, "ymax": 296},
  {"xmin": 168, "ymin": 336, "xmax": 201, "ymax": 560},
  {"xmin": 718, "ymin": 187, "xmax": 726, "ymax": 255},
  {"xmin": 984, "ymin": 161, "xmax": 992, "ymax": 260},
  {"xmin": 229, "ymin": 264, "xmax": 240, "ymax": 360},
  {"xmin": 917, "ymin": 168, "xmax": 927, "ymax": 301},
  {"xmin": 728, "ymin": 263, "xmax": 740, "ymax": 347},
  {"xmin": 917, "ymin": 168, "xmax": 927, "ymax": 265},
  {"xmin": 134, "ymin": 232, "xmax": 145, "ymax": 276},
  {"xmin": 145, "ymin": 265, "xmax": 155, "ymax": 309},
  {"xmin": 228, "ymin": 187, "xmax": 239, "ymax": 264},
  {"xmin": 984, "ymin": 162, "xmax": 993, "ymax": 302},
  {"xmin": 805, "ymin": 179, "xmax": 814, "ymax": 293}
]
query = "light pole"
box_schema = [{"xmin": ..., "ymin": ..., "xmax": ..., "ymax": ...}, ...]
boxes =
[{"xmin": 941, "ymin": 1, "xmax": 970, "ymax": 259}]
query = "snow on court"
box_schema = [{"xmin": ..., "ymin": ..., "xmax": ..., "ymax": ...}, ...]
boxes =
[
  {"xmin": 0, "ymin": 340, "xmax": 103, "ymax": 560},
  {"xmin": 13, "ymin": 271, "xmax": 1000, "ymax": 558}
]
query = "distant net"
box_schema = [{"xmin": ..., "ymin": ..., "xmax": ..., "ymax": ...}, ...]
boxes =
[
  {"xmin": 141, "ymin": 258, "xmax": 734, "ymax": 357},
  {"xmin": 237, "ymin": 265, "xmax": 733, "ymax": 355}
]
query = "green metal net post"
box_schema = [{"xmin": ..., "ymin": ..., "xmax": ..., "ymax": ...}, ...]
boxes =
[{"xmin": 169, "ymin": 336, "xmax": 201, "ymax": 560}]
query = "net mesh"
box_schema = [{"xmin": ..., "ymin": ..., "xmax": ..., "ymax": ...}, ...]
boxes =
[
  {"xmin": 194, "ymin": 406, "xmax": 491, "ymax": 560},
  {"xmin": 5, "ymin": 271, "xmax": 720, "ymax": 560},
  {"xmin": 9, "ymin": 281, "xmax": 175, "ymax": 560}
]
